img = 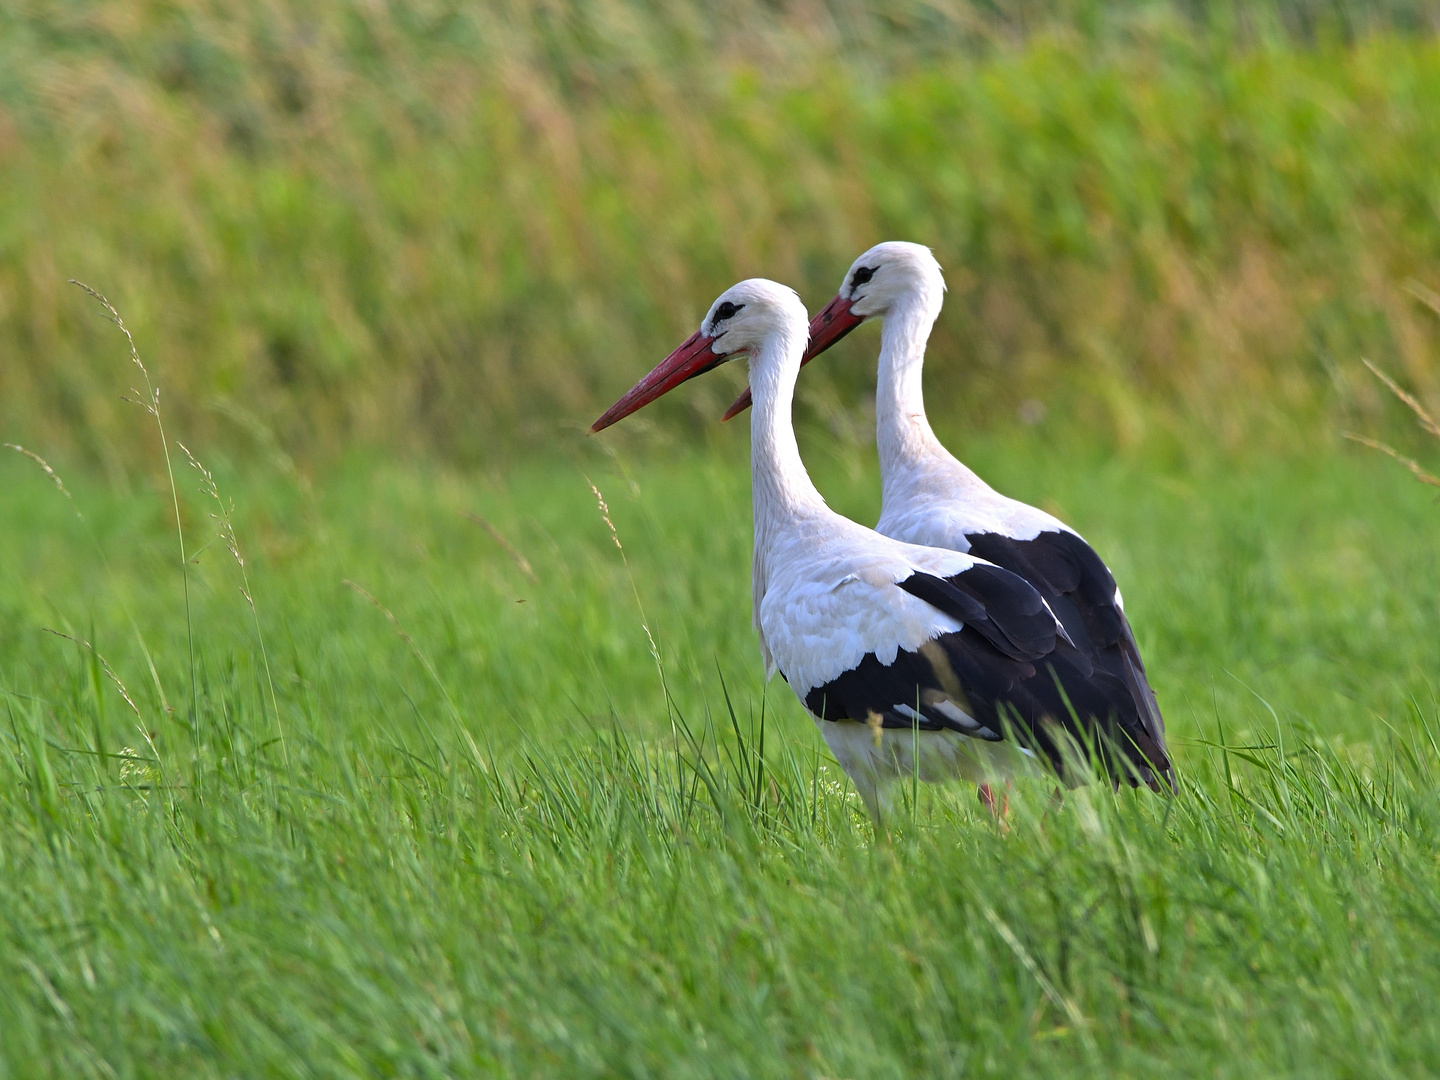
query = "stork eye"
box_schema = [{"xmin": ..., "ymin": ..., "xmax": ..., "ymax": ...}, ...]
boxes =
[
  {"xmin": 850, "ymin": 266, "xmax": 876, "ymax": 288},
  {"xmin": 713, "ymin": 301, "xmax": 743, "ymax": 323}
]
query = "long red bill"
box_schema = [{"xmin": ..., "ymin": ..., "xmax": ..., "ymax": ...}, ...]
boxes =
[
  {"xmin": 721, "ymin": 293, "xmax": 864, "ymax": 421},
  {"xmin": 591, "ymin": 329, "xmax": 723, "ymax": 433}
]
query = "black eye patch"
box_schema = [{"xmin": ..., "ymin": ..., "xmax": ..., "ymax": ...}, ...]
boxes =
[
  {"xmin": 850, "ymin": 266, "xmax": 876, "ymax": 288},
  {"xmin": 713, "ymin": 301, "xmax": 744, "ymax": 323}
]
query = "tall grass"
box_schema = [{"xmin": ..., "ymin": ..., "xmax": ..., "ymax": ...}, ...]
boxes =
[
  {"xmin": 2, "ymin": 0, "xmax": 1439, "ymax": 465},
  {"xmin": 4, "ymin": 278, "xmax": 1440, "ymax": 1067},
  {"xmin": 4, "ymin": 431, "xmax": 1440, "ymax": 1073}
]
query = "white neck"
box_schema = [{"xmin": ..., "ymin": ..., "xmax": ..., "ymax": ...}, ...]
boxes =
[
  {"xmin": 875, "ymin": 296, "xmax": 946, "ymax": 474},
  {"xmin": 748, "ymin": 324, "xmax": 828, "ymax": 541},
  {"xmin": 746, "ymin": 321, "xmax": 830, "ymax": 675},
  {"xmin": 872, "ymin": 294, "xmax": 993, "ymax": 518}
]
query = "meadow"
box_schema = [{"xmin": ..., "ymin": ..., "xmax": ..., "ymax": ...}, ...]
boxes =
[
  {"xmin": 4, "ymin": 0, "xmax": 1440, "ymax": 1075},
  {"xmin": 4, "ymin": 400, "xmax": 1440, "ymax": 1075}
]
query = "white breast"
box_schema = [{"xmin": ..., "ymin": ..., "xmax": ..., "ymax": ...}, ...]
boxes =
[{"xmin": 756, "ymin": 515, "xmax": 982, "ymax": 699}]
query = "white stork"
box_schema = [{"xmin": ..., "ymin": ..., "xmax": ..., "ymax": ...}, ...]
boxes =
[
  {"xmin": 724, "ymin": 243, "xmax": 1172, "ymax": 798},
  {"xmin": 593, "ymin": 278, "xmax": 1170, "ymax": 825}
]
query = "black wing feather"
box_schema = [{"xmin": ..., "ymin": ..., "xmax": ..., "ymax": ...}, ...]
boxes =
[
  {"xmin": 800, "ymin": 552, "xmax": 1169, "ymax": 789},
  {"xmin": 964, "ymin": 530, "xmax": 1170, "ymax": 786},
  {"xmin": 801, "ymin": 560, "xmax": 1170, "ymax": 788},
  {"xmin": 895, "ymin": 566, "xmax": 1056, "ymax": 662}
]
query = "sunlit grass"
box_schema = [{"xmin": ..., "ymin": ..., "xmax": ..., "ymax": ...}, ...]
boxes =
[{"xmin": 3, "ymin": 414, "xmax": 1439, "ymax": 1073}]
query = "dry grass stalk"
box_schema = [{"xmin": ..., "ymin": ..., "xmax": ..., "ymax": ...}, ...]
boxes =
[
  {"xmin": 1345, "ymin": 357, "xmax": 1440, "ymax": 490},
  {"xmin": 41, "ymin": 628, "xmax": 144, "ymax": 723},
  {"xmin": 40, "ymin": 626, "xmax": 166, "ymax": 797},
  {"xmin": 71, "ymin": 280, "xmax": 197, "ymax": 716},
  {"xmin": 587, "ymin": 476, "xmax": 662, "ymax": 674},
  {"xmin": 587, "ymin": 479, "xmax": 624, "ymax": 552},
  {"xmin": 177, "ymin": 440, "xmax": 286, "ymax": 760},
  {"xmin": 464, "ymin": 512, "xmax": 537, "ymax": 583},
  {"xmin": 4, "ymin": 444, "xmax": 75, "ymax": 506},
  {"xmin": 1360, "ymin": 357, "xmax": 1440, "ymax": 441},
  {"xmin": 1404, "ymin": 278, "xmax": 1440, "ymax": 320},
  {"xmin": 1341, "ymin": 433, "xmax": 1440, "ymax": 489}
]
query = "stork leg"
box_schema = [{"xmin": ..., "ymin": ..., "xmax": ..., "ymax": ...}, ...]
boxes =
[{"xmin": 977, "ymin": 781, "xmax": 1011, "ymax": 827}]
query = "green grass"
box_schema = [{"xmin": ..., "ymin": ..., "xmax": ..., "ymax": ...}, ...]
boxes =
[
  {"xmin": 3, "ymin": 1, "xmax": 1440, "ymax": 461},
  {"xmin": 4, "ymin": 4, "xmax": 1440, "ymax": 1072},
  {"xmin": 4, "ymin": 414, "xmax": 1440, "ymax": 1076}
]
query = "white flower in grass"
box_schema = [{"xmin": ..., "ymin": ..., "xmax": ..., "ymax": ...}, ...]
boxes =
[{"xmin": 117, "ymin": 746, "xmax": 155, "ymax": 786}]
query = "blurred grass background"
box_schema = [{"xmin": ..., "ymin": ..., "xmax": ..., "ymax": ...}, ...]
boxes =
[{"xmin": 3, "ymin": 0, "xmax": 1440, "ymax": 468}]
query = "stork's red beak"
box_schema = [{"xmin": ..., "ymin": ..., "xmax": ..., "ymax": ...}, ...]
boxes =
[
  {"xmin": 591, "ymin": 330, "xmax": 725, "ymax": 433},
  {"xmin": 721, "ymin": 293, "xmax": 865, "ymax": 421}
]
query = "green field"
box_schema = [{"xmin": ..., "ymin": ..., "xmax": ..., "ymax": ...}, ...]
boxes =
[
  {"xmin": 5, "ymin": 0, "xmax": 1440, "ymax": 1074},
  {"xmin": 4, "ymin": 407, "xmax": 1440, "ymax": 1075}
]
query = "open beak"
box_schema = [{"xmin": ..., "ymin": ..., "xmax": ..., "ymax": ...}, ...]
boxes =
[
  {"xmin": 721, "ymin": 293, "xmax": 864, "ymax": 421},
  {"xmin": 591, "ymin": 330, "xmax": 725, "ymax": 433}
]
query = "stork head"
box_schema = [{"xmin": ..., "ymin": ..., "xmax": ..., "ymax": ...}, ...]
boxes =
[
  {"xmin": 722, "ymin": 241, "xmax": 945, "ymax": 420},
  {"xmin": 591, "ymin": 279, "xmax": 806, "ymax": 433}
]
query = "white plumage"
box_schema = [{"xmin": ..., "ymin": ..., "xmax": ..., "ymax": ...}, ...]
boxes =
[
  {"xmin": 761, "ymin": 241, "xmax": 1173, "ymax": 792},
  {"xmin": 594, "ymin": 278, "xmax": 1160, "ymax": 823},
  {"xmin": 754, "ymin": 507, "xmax": 1038, "ymax": 811},
  {"xmin": 755, "ymin": 513, "xmax": 975, "ymax": 701}
]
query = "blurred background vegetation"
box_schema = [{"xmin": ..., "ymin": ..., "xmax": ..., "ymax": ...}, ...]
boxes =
[{"xmin": 2, "ymin": 0, "xmax": 1439, "ymax": 468}]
